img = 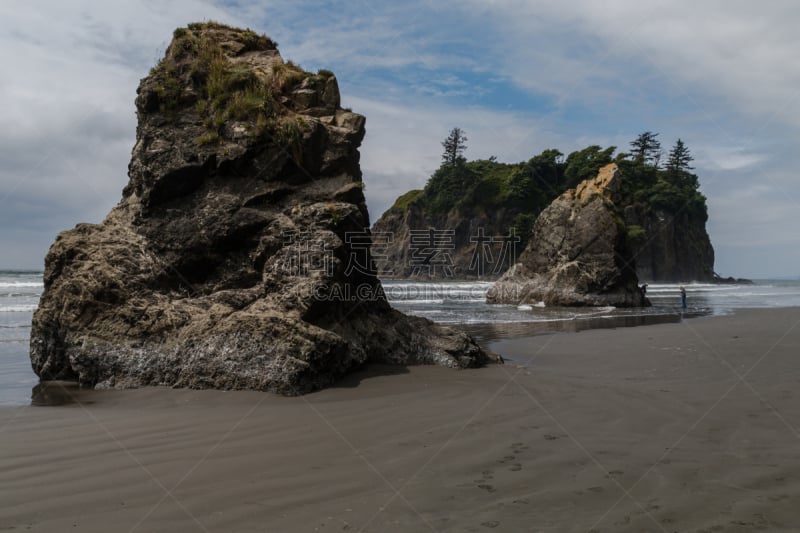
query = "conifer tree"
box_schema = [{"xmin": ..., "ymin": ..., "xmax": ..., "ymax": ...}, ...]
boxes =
[
  {"xmin": 629, "ymin": 131, "xmax": 662, "ymax": 167},
  {"xmin": 667, "ymin": 138, "xmax": 694, "ymax": 172},
  {"xmin": 441, "ymin": 127, "xmax": 468, "ymax": 165}
]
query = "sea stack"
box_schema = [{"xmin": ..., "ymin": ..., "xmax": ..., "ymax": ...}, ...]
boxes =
[
  {"xmin": 487, "ymin": 163, "xmax": 645, "ymax": 307},
  {"xmin": 30, "ymin": 22, "xmax": 491, "ymax": 394}
]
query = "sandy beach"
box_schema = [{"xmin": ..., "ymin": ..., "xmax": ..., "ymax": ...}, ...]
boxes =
[{"xmin": 2, "ymin": 308, "xmax": 800, "ymax": 532}]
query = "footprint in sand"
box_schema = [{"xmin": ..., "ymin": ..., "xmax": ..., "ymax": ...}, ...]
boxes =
[
  {"xmin": 544, "ymin": 434, "xmax": 559, "ymax": 441},
  {"xmin": 509, "ymin": 463, "xmax": 522, "ymax": 472},
  {"xmin": 587, "ymin": 486, "xmax": 604, "ymax": 493},
  {"xmin": 481, "ymin": 521, "xmax": 500, "ymax": 528},
  {"xmin": 477, "ymin": 484, "xmax": 497, "ymax": 493},
  {"xmin": 499, "ymin": 455, "xmax": 515, "ymax": 464}
]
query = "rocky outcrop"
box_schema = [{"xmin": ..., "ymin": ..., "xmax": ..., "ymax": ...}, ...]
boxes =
[
  {"xmin": 712, "ymin": 273, "xmax": 753, "ymax": 285},
  {"xmin": 624, "ymin": 206, "xmax": 715, "ymax": 282},
  {"xmin": 486, "ymin": 164, "xmax": 645, "ymax": 307},
  {"xmin": 29, "ymin": 23, "xmax": 492, "ymax": 395},
  {"xmin": 372, "ymin": 202, "xmax": 527, "ymax": 278}
]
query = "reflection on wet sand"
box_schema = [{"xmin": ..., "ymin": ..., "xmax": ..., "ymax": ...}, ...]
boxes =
[
  {"xmin": 462, "ymin": 309, "xmax": 710, "ymax": 343},
  {"xmin": 31, "ymin": 381, "xmax": 89, "ymax": 407}
]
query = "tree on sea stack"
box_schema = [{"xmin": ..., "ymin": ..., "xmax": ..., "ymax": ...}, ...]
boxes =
[
  {"xmin": 441, "ymin": 127, "xmax": 468, "ymax": 165},
  {"xmin": 667, "ymin": 138, "xmax": 694, "ymax": 172},
  {"xmin": 630, "ymin": 131, "xmax": 662, "ymax": 168},
  {"xmin": 564, "ymin": 145, "xmax": 616, "ymax": 188}
]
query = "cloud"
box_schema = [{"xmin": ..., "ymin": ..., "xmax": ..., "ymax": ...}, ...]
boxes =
[
  {"xmin": 0, "ymin": 0, "xmax": 797, "ymax": 276},
  {"xmin": 0, "ymin": 0, "xmax": 249, "ymax": 269},
  {"xmin": 704, "ymin": 155, "xmax": 800, "ymax": 275},
  {"xmin": 465, "ymin": 1, "xmax": 800, "ymax": 126},
  {"xmin": 450, "ymin": 0, "xmax": 800, "ymax": 276},
  {"xmin": 350, "ymin": 95, "xmax": 568, "ymax": 219},
  {"xmin": 696, "ymin": 146, "xmax": 765, "ymax": 172}
]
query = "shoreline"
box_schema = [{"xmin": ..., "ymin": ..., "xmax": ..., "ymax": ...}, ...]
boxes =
[
  {"xmin": 3, "ymin": 307, "xmax": 800, "ymax": 531},
  {"xmin": 0, "ymin": 305, "xmax": 722, "ymax": 408},
  {"xmin": 461, "ymin": 307, "xmax": 711, "ymax": 343}
]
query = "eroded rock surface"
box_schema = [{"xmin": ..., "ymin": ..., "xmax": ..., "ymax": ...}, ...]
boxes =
[
  {"xmin": 30, "ymin": 23, "xmax": 491, "ymax": 394},
  {"xmin": 487, "ymin": 164, "xmax": 646, "ymax": 307}
]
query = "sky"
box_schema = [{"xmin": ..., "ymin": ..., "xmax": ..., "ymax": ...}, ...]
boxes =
[{"xmin": 0, "ymin": 0, "xmax": 798, "ymax": 278}]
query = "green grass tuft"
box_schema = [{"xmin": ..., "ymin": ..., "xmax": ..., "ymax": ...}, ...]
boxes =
[
  {"xmin": 195, "ymin": 131, "xmax": 220, "ymax": 145},
  {"xmin": 390, "ymin": 189, "xmax": 424, "ymax": 213}
]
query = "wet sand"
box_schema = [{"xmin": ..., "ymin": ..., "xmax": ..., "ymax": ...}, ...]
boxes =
[{"xmin": 2, "ymin": 308, "xmax": 800, "ymax": 532}]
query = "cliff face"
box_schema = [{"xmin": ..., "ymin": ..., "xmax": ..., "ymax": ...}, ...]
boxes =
[
  {"xmin": 372, "ymin": 203, "xmax": 528, "ymax": 278},
  {"xmin": 487, "ymin": 164, "xmax": 645, "ymax": 307},
  {"xmin": 30, "ymin": 23, "xmax": 491, "ymax": 395},
  {"xmin": 625, "ymin": 206, "xmax": 715, "ymax": 282}
]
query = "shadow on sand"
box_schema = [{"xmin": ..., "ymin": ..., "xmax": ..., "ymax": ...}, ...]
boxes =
[
  {"xmin": 326, "ymin": 364, "xmax": 411, "ymax": 389},
  {"xmin": 31, "ymin": 381, "xmax": 94, "ymax": 407}
]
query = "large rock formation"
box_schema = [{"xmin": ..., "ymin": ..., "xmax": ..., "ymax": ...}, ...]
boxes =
[
  {"xmin": 486, "ymin": 164, "xmax": 645, "ymax": 307},
  {"xmin": 29, "ymin": 23, "xmax": 492, "ymax": 395},
  {"xmin": 624, "ymin": 206, "xmax": 715, "ymax": 282},
  {"xmin": 372, "ymin": 201, "xmax": 526, "ymax": 278}
]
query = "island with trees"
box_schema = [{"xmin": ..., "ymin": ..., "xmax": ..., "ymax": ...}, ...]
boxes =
[{"xmin": 372, "ymin": 129, "xmax": 718, "ymax": 282}]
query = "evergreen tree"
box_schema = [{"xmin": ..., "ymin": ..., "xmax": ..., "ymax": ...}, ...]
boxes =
[
  {"xmin": 629, "ymin": 131, "xmax": 661, "ymax": 167},
  {"xmin": 667, "ymin": 138, "xmax": 694, "ymax": 172},
  {"xmin": 441, "ymin": 127, "xmax": 468, "ymax": 165},
  {"xmin": 507, "ymin": 149, "xmax": 565, "ymax": 207}
]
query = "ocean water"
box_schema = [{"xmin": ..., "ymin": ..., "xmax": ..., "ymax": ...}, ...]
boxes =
[
  {"xmin": 2, "ymin": 271, "xmax": 799, "ymax": 405},
  {"xmin": 382, "ymin": 279, "xmax": 800, "ymax": 342},
  {"xmin": 382, "ymin": 279, "xmax": 800, "ymax": 324},
  {"xmin": 0, "ymin": 271, "xmax": 42, "ymax": 406}
]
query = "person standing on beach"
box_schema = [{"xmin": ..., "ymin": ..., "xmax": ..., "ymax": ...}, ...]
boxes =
[{"xmin": 680, "ymin": 285, "xmax": 687, "ymax": 309}]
